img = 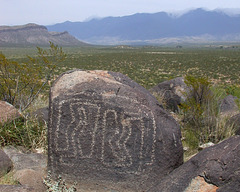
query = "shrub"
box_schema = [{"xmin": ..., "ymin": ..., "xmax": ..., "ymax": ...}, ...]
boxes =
[
  {"xmin": 180, "ymin": 75, "xmax": 236, "ymax": 147},
  {"xmin": 0, "ymin": 116, "xmax": 47, "ymax": 151},
  {"xmin": 0, "ymin": 42, "xmax": 66, "ymax": 112}
]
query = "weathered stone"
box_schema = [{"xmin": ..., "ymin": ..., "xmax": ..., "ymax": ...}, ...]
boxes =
[
  {"xmin": 0, "ymin": 185, "xmax": 35, "ymax": 192},
  {"xmin": 0, "ymin": 149, "xmax": 12, "ymax": 177},
  {"xmin": 48, "ymin": 70, "xmax": 183, "ymax": 191},
  {"xmin": 148, "ymin": 135, "xmax": 240, "ymax": 192},
  {"xmin": 150, "ymin": 77, "xmax": 187, "ymax": 112},
  {"xmin": 3, "ymin": 146, "xmax": 47, "ymax": 172},
  {"xmin": 13, "ymin": 169, "xmax": 46, "ymax": 192},
  {"xmin": 184, "ymin": 176, "xmax": 218, "ymax": 192},
  {"xmin": 31, "ymin": 107, "xmax": 48, "ymax": 124},
  {"xmin": 220, "ymin": 95, "xmax": 239, "ymax": 117},
  {"xmin": 227, "ymin": 113, "xmax": 240, "ymax": 135},
  {"xmin": 0, "ymin": 101, "xmax": 22, "ymax": 124}
]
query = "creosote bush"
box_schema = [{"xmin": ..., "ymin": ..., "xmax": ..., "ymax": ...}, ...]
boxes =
[
  {"xmin": 0, "ymin": 42, "xmax": 66, "ymax": 112},
  {"xmin": 180, "ymin": 75, "xmax": 237, "ymax": 148}
]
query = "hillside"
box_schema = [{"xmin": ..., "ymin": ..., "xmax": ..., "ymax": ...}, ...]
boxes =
[
  {"xmin": 47, "ymin": 8, "xmax": 240, "ymax": 45},
  {"xmin": 0, "ymin": 23, "xmax": 88, "ymax": 46}
]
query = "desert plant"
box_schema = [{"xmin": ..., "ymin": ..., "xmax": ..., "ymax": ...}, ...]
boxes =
[
  {"xmin": 180, "ymin": 75, "xmax": 236, "ymax": 146},
  {"xmin": 0, "ymin": 42, "xmax": 66, "ymax": 112},
  {"xmin": 0, "ymin": 116, "xmax": 47, "ymax": 151},
  {"xmin": 43, "ymin": 171, "xmax": 77, "ymax": 192}
]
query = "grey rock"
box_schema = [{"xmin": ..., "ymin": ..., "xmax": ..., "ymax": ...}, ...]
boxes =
[
  {"xmin": 220, "ymin": 95, "xmax": 239, "ymax": 116},
  {"xmin": 48, "ymin": 70, "xmax": 183, "ymax": 191},
  {"xmin": 0, "ymin": 149, "xmax": 13, "ymax": 177},
  {"xmin": 150, "ymin": 77, "xmax": 187, "ymax": 112},
  {"xmin": 148, "ymin": 135, "xmax": 240, "ymax": 192},
  {"xmin": 3, "ymin": 146, "xmax": 47, "ymax": 172},
  {"xmin": 0, "ymin": 185, "xmax": 35, "ymax": 192}
]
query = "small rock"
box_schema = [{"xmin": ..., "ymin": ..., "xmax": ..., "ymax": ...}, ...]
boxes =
[
  {"xmin": 220, "ymin": 95, "xmax": 239, "ymax": 117},
  {"xmin": 0, "ymin": 101, "xmax": 22, "ymax": 124},
  {"xmin": 198, "ymin": 142, "xmax": 215, "ymax": 150},
  {"xmin": 31, "ymin": 107, "xmax": 48, "ymax": 124},
  {"xmin": 13, "ymin": 169, "xmax": 46, "ymax": 192},
  {"xmin": 0, "ymin": 149, "xmax": 13, "ymax": 177}
]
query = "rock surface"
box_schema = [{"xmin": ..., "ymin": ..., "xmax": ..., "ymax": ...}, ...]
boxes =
[
  {"xmin": 48, "ymin": 70, "xmax": 183, "ymax": 191},
  {"xmin": 0, "ymin": 185, "xmax": 35, "ymax": 192},
  {"xmin": 3, "ymin": 146, "xmax": 47, "ymax": 171},
  {"xmin": 148, "ymin": 135, "xmax": 240, "ymax": 192},
  {"xmin": 0, "ymin": 149, "xmax": 12, "ymax": 177},
  {"xmin": 0, "ymin": 101, "xmax": 22, "ymax": 124},
  {"xmin": 220, "ymin": 95, "xmax": 239, "ymax": 116},
  {"xmin": 13, "ymin": 169, "xmax": 46, "ymax": 192},
  {"xmin": 150, "ymin": 77, "xmax": 187, "ymax": 112}
]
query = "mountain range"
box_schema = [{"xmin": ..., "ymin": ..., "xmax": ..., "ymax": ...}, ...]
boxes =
[
  {"xmin": 0, "ymin": 23, "xmax": 87, "ymax": 46},
  {"xmin": 47, "ymin": 8, "xmax": 240, "ymax": 45}
]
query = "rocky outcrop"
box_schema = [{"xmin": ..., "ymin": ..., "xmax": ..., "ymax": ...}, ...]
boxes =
[
  {"xmin": 0, "ymin": 23, "xmax": 88, "ymax": 46},
  {"xmin": 48, "ymin": 69, "xmax": 183, "ymax": 191},
  {"xmin": 148, "ymin": 135, "xmax": 240, "ymax": 192}
]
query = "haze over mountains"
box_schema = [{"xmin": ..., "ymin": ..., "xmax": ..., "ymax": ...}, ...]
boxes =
[
  {"xmin": 0, "ymin": 24, "xmax": 87, "ymax": 46},
  {"xmin": 47, "ymin": 8, "xmax": 240, "ymax": 45}
]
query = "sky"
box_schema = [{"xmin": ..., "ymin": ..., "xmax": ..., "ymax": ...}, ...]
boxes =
[{"xmin": 1, "ymin": 0, "xmax": 240, "ymax": 26}]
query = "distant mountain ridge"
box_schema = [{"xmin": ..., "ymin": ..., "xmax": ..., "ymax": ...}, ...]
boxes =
[
  {"xmin": 47, "ymin": 8, "xmax": 240, "ymax": 45},
  {"xmin": 0, "ymin": 23, "xmax": 87, "ymax": 46}
]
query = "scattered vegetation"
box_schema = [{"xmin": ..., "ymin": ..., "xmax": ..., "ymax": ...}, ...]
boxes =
[
  {"xmin": 0, "ymin": 44, "xmax": 240, "ymax": 162},
  {"xmin": 179, "ymin": 75, "xmax": 238, "ymax": 159}
]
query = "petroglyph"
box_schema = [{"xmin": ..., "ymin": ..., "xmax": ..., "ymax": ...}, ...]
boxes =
[
  {"xmin": 48, "ymin": 70, "xmax": 183, "ymax": 191},
  {"xmin": 49, "ymin": 92, "xmax": 157, "ymax": 173}
]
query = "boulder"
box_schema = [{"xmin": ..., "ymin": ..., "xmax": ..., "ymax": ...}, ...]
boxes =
[
  {"xmin": 3, "ymin": 146, "xmax": 47, "ymax": 172},
  {"xmin": 0, "ymin": 101, "xmax": 22, "ymax": 124},
  {"xmin": 148, "ymin": 135, "xmax": 240, "ymax": 192},
  {"xmin": 220, "ymin": 95, "xmax": 239, "ymax": 117},
  {"xmin": 150, "ymin": 77, "xmax": 187, "ymax": 112},
  {"xmin": 13, "ymin": 169, "xmax": 46, "ymax": 192},
  {"xmin": 48, "ymin": 70, "xmax": 183, "ymax": 191},
  {"xmin": 0, "ymin": 149, "xmax": 13, "ymax": 177}
]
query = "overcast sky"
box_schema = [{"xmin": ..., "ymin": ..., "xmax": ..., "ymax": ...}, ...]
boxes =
[{"xmin": 1, "ymin": 0, "xmax": 240, "ymax": 26}]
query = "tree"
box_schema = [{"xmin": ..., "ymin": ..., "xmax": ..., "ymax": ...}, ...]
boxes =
[{"xmin": 0, "ymin": 42, "xmax": 66, "ymax": 111}]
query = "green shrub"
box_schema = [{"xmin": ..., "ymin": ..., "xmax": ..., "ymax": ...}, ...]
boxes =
[
  {"xmin": 0, "ymin": 42, "xmax": 65, "ymax": 112},
  {"xmin": 0, "ymin": 116, "xmax": 47, "ymax": 151},
  {"xmin": 180, "ymin": 75, "xmax": 236, "ymax": 147}
]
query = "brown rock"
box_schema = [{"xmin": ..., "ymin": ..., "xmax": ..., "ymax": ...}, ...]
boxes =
[
  {"xmin": 48, "ymin": 70, "xmax": 183, "ymax": 191},
  {"xmin": 184, "ymin": 176, "xmax": 218, "ymax": 192},
  {"xmin": 0, "ymin": 101, "xmax": 22, "ymax": 124}
]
